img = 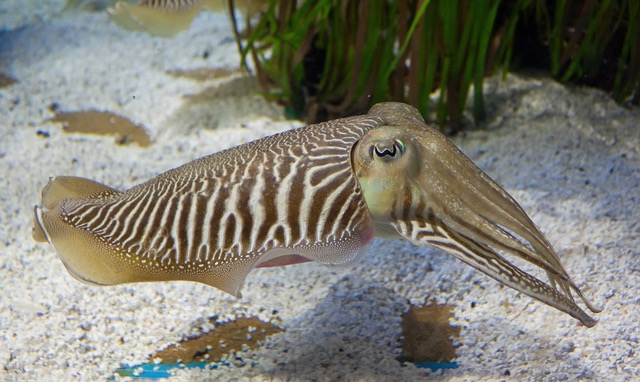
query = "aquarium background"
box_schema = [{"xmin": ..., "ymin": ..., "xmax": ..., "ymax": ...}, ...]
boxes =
[{"xmin": 1, "ymin": 1, "xmax": 639, "ymax": 381}]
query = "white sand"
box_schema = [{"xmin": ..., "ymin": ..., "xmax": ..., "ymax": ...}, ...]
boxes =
[{"xmin": 1, "ymin": 8, "xmax": 639, "ymax": 382}]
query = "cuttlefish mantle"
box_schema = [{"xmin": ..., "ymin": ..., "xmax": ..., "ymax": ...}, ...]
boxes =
[{"xmin": 33, "ymin": 102, "xmax": 601, "ymax": 327}]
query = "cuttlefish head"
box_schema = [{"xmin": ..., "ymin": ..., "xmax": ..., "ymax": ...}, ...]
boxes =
[{"xmin": 353, "ymin": 103, "xmax": 601, "ymax": 327}]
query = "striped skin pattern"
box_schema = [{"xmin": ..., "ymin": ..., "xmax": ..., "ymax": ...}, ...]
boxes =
[
  {"xmin": 353, "ymin": 106, "xmax": 600, "ymax": 327},
  {"xmin": 137, "ymin": 0, "xmax": 204, "ymax": 13},
  {"xmin": 33, "ymin": 110, "xmax": 384, "ymax": 297},
  {"xmin": 34, "ymin": 102, "xmax": 600, "ymax": 327}
]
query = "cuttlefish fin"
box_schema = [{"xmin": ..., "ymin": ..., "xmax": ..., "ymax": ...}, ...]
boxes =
[
  {"xmin": 33, "ymin": 204, "xmax": 130, "ymax": 286},
  {"xmin": 32, "ymin": 176, "xmax": 261, "ymax": 296},
  {"xmin": 41, "ymin": 176, "xmax": 120, "ymax": 210},
  {"xmin": 33, "ymin": 176, "xmax": 120, "ymax": 243},
  {"xmin": 35, "ymin": 200, "xmax": 256, "ymax": 295},
  {"xmin": 33, "ymin": 176, "xmax": 130, "ymax": 285}
]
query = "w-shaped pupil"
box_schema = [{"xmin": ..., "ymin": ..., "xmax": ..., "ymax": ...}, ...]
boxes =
[{"xmin": 374, "ymin": 144, "xmax": 397, "ymax": 157}]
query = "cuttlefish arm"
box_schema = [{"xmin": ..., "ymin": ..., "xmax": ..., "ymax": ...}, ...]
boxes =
[
  {"xmin": 33, "ymin": 110, "xmax": 383, "ymax": 297},
  {"xmin": 354, "ymin": 103, "xmax": 601, "ymax": 327}
]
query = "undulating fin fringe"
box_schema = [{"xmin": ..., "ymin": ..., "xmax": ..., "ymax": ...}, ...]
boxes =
[{"xmin": 33, "ymin": 176, "xmax": 120, "ymax": 243}]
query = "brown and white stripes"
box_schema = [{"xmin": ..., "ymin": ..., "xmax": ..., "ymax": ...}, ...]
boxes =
[{"xmin": 59, "ymin": 116, "xmax": 383, "ymax": 272}]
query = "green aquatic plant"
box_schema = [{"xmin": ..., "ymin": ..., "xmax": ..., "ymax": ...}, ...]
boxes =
[
  {"xmin": 95, "ymin": 1, "xmax": 639, "ymax": 127},
  {"xmin": 233, "ymin": 0, "xmax": 639, "ymax": 130},
  {"xmin": 533, "ymin": 0, "xmax": 640, "ymax": 104},
  {"xmin": 233, "ymin": 0, "xmax": 515, "ymax": 130}
]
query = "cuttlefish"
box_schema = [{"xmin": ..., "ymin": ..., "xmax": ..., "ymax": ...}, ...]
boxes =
[
  {"xmin": 33, "ymin": 102, "xmax": 601, "ymax": 327},
  {"xmin": 107, "ymin": 0, "xmax": 265, "ymax": 37}
]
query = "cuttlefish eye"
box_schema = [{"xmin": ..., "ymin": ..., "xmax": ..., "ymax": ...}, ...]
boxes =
[{"xmin": 369, "ymin": 139, "xmax": 406, "ymax": 160}]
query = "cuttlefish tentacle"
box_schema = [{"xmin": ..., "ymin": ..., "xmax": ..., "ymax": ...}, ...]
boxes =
[
  {"xmin": 33, "ymin": 102, "xmax": 600, "ymax": 326},
  {"xmin": 353, "ymin": 103, "xmax": 601, "ymax": 327}
]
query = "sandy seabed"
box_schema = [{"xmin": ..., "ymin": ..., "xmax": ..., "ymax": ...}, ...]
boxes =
[{"xmin": 1, "ymin": 7, "xmax": 639, "ymax": 382}]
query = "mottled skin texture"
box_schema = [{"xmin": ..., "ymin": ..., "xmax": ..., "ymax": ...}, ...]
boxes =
[{"xmin": 33, "ymin": 102, "xmax": 600, "ymax": 327}]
